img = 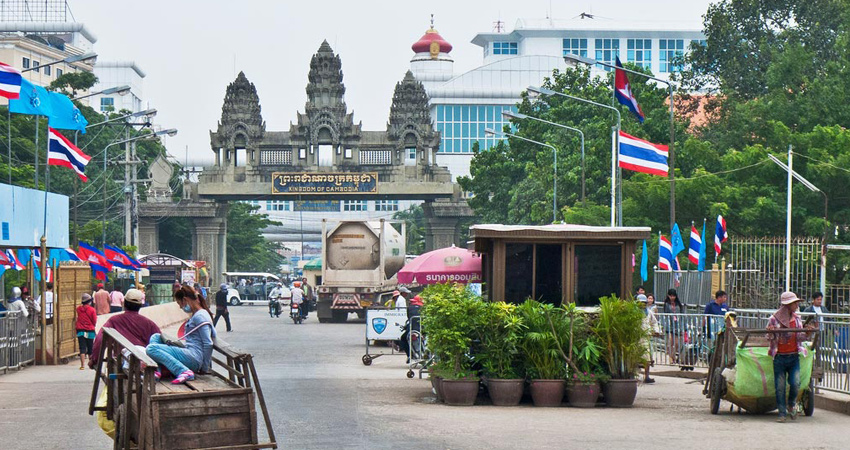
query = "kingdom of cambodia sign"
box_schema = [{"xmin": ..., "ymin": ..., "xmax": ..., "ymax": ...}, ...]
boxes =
[{"xmin": 271, "ymin": 172, "xmax": 378, "ymax": 194}]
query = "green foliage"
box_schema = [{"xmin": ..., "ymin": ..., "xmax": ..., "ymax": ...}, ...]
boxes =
[
  {"xmin": 563, "ymin": 303, "xmax": 604, "ymax": 381},
  {"xmin": 475, "ymin": 302, "xmax": 525, "ymax": 379},
  {"xmin": 516, "ymin": 300, "xmax": 570, "ymax": 380},
  {"xmin": 48, "ymin": 72, "xmax": 98, "ymax": 97},
  {"xmin": 393, "ymin": 204, "xmax": 425, "ymax": 255},
  {"xmin": 593, "ymin": 296, "xmax": 649, "ymax": 379},
  {"xmin": 420, "ymin": 283, "xmax": 486, "ymax": 379},
  {"xmin": 226, "ymin": 203, "xmax": 285, "ymax": 273},
  {"xmin": 158, "ymin": 217, "xmax": 193, "ymax": 259}
]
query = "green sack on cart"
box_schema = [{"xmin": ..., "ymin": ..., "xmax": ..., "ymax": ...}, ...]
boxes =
[{"xmin": 732, "ymin": 344, "xmax": 814, "ymax": 398}]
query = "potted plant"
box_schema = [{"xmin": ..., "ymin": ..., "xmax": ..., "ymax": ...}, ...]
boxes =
[
  {"xmin": 421, "ymin": 284, "xmax": 486, "ymax": 406},
  {"xmin": 563, "ymin": 304, "xmax": 605, "ymax": 408},
  {"xmin": 476, "ymin": 302, "xmax": 525, "ymax": 406},
  {"xmin": 517, "ymin": 300, "xmax": 569, "ymax": 407},
  {"xmin": 593, "ymin": 295, "xmax": 648, "ymax": 407}
]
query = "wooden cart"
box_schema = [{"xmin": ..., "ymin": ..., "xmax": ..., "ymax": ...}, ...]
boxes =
[
  {"xmin": 88, "ymin": 328, "xmax": 277, "ymax": 449},
  {"xmin": 704, "ymin": 315, "xmax": 820, "ymax": 416}
]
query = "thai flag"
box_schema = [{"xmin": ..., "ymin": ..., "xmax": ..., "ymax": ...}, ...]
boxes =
[
  {"xmin": 714, "ymin": 215, "xmax": 728, "ymax": 255},
  {"xmin": 48, "ymin": 127, "xmax": 91, "ymax": 182},
  {"xmin": 33, "ymin": 249, "xmax": 53, "ymax": 282},
  {"xmin": 104, "ymin": 245, "xmax": 140, "ymax": 270},
  {"xmin": 2, "ymin": 248, "xmax": 24, "ymax": 270},
  {"xmin": 0, "ymin": 62, "xmax": 22, "ymax": 100},
  {"xmin": 65, "ymin": 248, "xmax": 81, "ymax": 261},
  {"xmin": 614, "ymin": 57, "xmax": 645, "ymax": 123},
  {"xmin": 658, "ymin": 235, "xmax": 673, "ymax": 270},
  {"xmin": 618, "ymin": 131, "xmax": 668, "ymax": 177},
  {"xmin": 688, "ymin": 225, "xmax": 701, "ymax": 265}
]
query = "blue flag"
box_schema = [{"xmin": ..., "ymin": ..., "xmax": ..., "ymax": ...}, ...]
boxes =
[
  {"xmin": 640, "ymin": 239, "xmax": 648, "ymax": 282},
  {"xmin": 698, "ymin": 222, "xmax": 707, "ymax": 271},
  {"xmin": 48, "ymin": 92, "xmax": 87, "ymax": 133},
  {"xmin": 9, "ymin": 78, "xmax": 53, "ymax": 117},
  {"xmin": 670, "ymin": 223, "xmax": 685, "ymax": 257}
]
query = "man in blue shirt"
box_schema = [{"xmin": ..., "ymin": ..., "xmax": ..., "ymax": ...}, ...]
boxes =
[{"xmin": 704, "ymin": 290, "xmax": 731, "ymax": 337}]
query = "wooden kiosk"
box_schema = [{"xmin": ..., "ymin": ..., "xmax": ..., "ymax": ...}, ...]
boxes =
[{"xmin": 470, "ymin": 224, "xmax": 651, "ymax": 306}]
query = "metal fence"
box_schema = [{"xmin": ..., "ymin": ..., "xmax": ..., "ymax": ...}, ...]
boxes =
[
  {"xmin": 653, "ymin": 270, "xmax": 714, "ymax": 306},
  {"xmin": 652, "ymin": 312, "xmax": 723, "ymax": 369},
  {"xmin": 0, "ymin": 311, "xmax": 36, "ymax": 374}
]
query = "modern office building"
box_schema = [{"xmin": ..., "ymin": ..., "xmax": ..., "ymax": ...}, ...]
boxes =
[
  {"xmin": 410, "ymin": 18, "xmax": 704, "ymax": 180},
  {"xmin": 92, "ymin": 60, "xmax": 146, "ymax": 113}
]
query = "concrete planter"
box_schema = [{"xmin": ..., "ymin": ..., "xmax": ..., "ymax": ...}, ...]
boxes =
[
  {"xmin": 566, "ymin": 381, "xmax": 600, "ymax": 408},
  {"xmin": 441, "ymin": 379, "xmax": 479, "ymax": 406},
  {"xmin": 603, "ymin": 379, "xmax": 638, "ymax": 407},
  {"xmin": 529, "ymin": 379, "xmax": 565, "ymax": 407},
  {"xmin": 486, "ymin": 379, "xmax": 524, "ymax": 406}
]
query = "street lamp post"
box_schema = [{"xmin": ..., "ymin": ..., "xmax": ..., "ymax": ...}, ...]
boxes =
[
  {"xmin": 564, "ymin": 53, "xmax": 678, "ymax": 229},
  {"xmin": 502, "ymin": 110, "xmax": 586, "ymax": 204},
  {"xmin": 485, "ymin": 127, "xmax": 558, "ymax": 223},
  {"xmin": 527, "ymin": 85, "xmax": 621, "ymax": 226}
]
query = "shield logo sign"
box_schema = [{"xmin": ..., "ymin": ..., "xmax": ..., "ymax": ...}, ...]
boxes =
[{"xmin": 372, "ymin": 317, "xmax": 387, "ymax": 334}]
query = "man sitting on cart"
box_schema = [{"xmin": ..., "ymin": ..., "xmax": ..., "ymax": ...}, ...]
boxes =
[
  {"xmin": 89, "ymin": 289, "xmax": 161, "ymax": 369},
  {"xmin": 767, "ymin": 292, "xmax": 815, "ymax": 423}
]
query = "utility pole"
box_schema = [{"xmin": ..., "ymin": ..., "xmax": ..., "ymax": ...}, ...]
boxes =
[{"xmin": 124, "ymin": 127, "xmax": 132, "ymax": 246}]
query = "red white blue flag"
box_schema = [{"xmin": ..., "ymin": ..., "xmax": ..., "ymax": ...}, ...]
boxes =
[
  {"xmin": 714, "ymin": 215, "xmax": 728, "ymax": 256},
  {"xmin": 48, "ymin": 127, "xmax": 91, "ymax": 181},
  {"xmin": 104, "ymin": 245, "xmax": 140, "ymax": 271},
  {"xmin": 618, "ymin": 131, "xmax": 669, "ymax": 177},
  {"xmin": 658, "ymin": 235, "xmax": 673, "ymax": 270},
  {"xmin": 688, "ymin": 225, "xmax": 701, "ymax": 265},
  {"xmin": 2, "ymin": 248, "xmax": 24, "ymax": 270},
  {"xmin": 614, "ymin": 57, "xmax": 645, "ymax": 123},
  {"xmin": 78, "ymin": 242, "xmax": 112, "ymax": 280},
  {"xmin": 0, "ymin": 62, "xmax": 22, "ymax": 100}
]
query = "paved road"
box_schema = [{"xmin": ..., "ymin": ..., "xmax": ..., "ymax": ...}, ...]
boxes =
[{"xmin": 2, "ymin": 305, "xmax": 850, "ymax": 449}]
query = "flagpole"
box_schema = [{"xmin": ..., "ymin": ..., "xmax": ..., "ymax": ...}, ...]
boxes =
[
  {"xmin": 34, "ymin": 116, "xmax": 38, "ymax": 187},
  {"xmin": 7, "ymin": 107, "xmax": 11, "ymax": 184}
]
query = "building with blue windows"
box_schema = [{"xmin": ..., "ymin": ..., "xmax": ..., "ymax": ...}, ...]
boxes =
[{"xmin": 409, "ymin": 18, "xmax": 703, "ymax": 180}]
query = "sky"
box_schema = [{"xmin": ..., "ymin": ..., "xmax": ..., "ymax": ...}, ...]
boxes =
[{"xmin": 70, "ymin": 0, "xmax": 716, "ymax": 165}]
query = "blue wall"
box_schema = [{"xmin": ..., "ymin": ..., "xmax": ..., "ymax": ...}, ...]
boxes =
[{"xmin": 0, "ymin": 183, "xmax": 69, "ymax": 248}]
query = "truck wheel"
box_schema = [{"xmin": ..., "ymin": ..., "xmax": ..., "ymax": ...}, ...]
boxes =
[{"xmin": 229, "ymin": 297, "xmax": 239, "ymax": 306}]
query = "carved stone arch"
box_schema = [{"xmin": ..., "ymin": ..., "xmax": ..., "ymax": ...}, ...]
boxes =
[
  {"xmin": 400, "ymin": 124, "xmax": 423, "ymax": 147},
  {"xmin": 310, "ymin": 112, "xmax": 340, "ymax": 145}
]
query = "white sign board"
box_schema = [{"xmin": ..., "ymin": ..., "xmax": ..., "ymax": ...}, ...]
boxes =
[{"xmin": 366, "ymin": 308, "xmax": 407, "ymax": 341}]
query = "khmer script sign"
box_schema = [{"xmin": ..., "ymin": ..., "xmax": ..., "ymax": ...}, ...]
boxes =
[{"xmin": 271, "ymin": 172, "xmax": 378, "ymax": 194}]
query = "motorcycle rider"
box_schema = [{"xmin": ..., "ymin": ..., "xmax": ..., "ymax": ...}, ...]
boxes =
[
  {"xmin": 291, "ymin": 281, "xmax": 306, "ymax": 319},
  {"xmin": 268, "ymin": 283, "xmax": 285, "ymax": 318}
]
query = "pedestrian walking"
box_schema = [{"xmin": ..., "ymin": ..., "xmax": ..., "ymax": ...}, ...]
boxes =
[
  {"xmin": 109, "ymin": 285, "xmax": 125, "ymax": 313},
  {"xmin": 93, "ymin": 283, "xmax": 110, "ymax": 315},
  {"xmin": 638, "ymin": 294, "xmax": 660, "ymax": 383},
  {"xmin": 214, "ymin": 283, "xmax": 233, "ymax": 332},
  {"xmin": 75, "ymin": 293, "xmax": 97, "ymax": 370},
  {"xmin": 767, "ymin": 291, "xmax": 815, "ymax": 423},
  {"xmin": 662, "ymin": 288, "xmax": 686, "ymax": 364}
]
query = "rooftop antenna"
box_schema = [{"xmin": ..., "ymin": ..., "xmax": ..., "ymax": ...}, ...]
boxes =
[
  {"xmin": 430, "ymin": 13, "xmax": 434, "ymax": 29},
  {"xmin": 493, "ymin": 18, "xmax": 504, "ymax": 33}
]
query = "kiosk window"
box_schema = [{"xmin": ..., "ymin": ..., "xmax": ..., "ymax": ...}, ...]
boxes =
[
  {"xmin": 535, "ymin": 244, "xmax": 563, "ymax": 305},
  {"xmin": 574, "ymin": 245, "xmax": 622, "ymax": 306},
  {"xmin": 504, "ymin": 243, "xmax": 533, "ymax": 303}
]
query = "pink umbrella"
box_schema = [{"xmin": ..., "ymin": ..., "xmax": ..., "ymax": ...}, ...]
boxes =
[{"xmin": 397, "ymin": 245, "xmax": 482, "ymax": 285}]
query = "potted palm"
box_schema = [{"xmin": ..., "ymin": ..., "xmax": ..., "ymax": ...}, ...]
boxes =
[
  {"xmin": 564, "ymin": 304, "xmax": 605, "ymax": 408},
  {"xmin": 476, "ymin": 302, "xmax": 525, "ymax": 406},
  {"xmin": 518, "ymin": 300, "xmax": 569, "ymax": 407},
  {"xmin": 421, "ymin": 284, "xmax": 485, "ymax": 406},
  {"xmin": 593, "ymin": 295, "xmax": 648, "ymax": 407}
]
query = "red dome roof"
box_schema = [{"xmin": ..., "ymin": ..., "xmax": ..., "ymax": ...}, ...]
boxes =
[{"xmin": 412, "ymin": 28, "xmax": 452, "ymax": 54}]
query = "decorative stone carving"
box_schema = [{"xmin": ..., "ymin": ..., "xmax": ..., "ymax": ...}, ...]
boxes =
[
  {"xmin": 146, "ymin": 154, "xmax": 174, "ymax": 202},
  {"xmin": 210, "ymin": 71, "xmax": 266, "ymax": 163},
  {"xmin": 387, "ymin": 70, "xmax": 435, "ymax": 146}
]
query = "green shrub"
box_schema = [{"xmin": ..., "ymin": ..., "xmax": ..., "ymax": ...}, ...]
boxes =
[
  {"xmin": 593, "ymin": 295, "xmax": 649, "ymax": 379},
  {"xmin": 517, "ymin": 300, "xmax": 570, "ymax": 380},
  {"xmin": 420, "ymin": 283, "xmax": 486, "ymax": 380},
  {"xmin": 475, "ymin": 302, "xmax": 525, "ymax": 379}
]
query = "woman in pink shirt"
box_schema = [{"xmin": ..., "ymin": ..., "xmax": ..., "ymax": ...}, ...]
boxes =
[{"xmin": 109, "ymin": 286, "xmax": 125, "ymax": 313}]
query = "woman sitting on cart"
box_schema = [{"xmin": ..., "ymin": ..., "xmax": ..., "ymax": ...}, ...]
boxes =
[
  {"xmin": 146, "ymin": 286, "xmax": 217, "ymax": 384},
  {"xmin": 767, "ymin": 292, "xmax": 815, "ymax": 423}
]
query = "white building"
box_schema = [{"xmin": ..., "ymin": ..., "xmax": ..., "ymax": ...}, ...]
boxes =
[
  {"xmin": 410, "ymin": 18, "xmax": 705, "ymax": 180},
  {"xmin": 92, "ymin": 60, "xmax": 146, "ymax": 113}
]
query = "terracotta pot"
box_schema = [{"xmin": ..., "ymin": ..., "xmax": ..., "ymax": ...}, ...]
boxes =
[
  {"xmin": 430, "ymin": 376, "xmax": 444, "ymax": 402},
  {"xmin": 486, "ymin": 379, "xmax": 524, "ymax": 406},
  {"xmin": 566, "ymin": 381, "xmax": 600, "ymax": 408},
  {"xmin": 529, "ymin": 379, "xmax": 565, "ymax": 407},
  {"xmin": 441, "ymin": 379, "xmax": 479, "ymax": 406},
  {"xmin": 603, "ymin": 379, "xmax": 638, "ymax": 407}
]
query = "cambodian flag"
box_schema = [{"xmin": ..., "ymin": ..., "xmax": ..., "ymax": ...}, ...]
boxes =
[
  {"xmin": 78, "ymin": 242, "xmax": 113, "ymax": 279},
  {"xmin": 614, "ymin": 57, "xmax": 645, "ymax": 123},
  {"xmin": 0, "ymin": 62, "xmax": 22, "ymax": 100},
  {"xmin": 104, "ymin": 245, "xmax": 140, "ymax": 270},
  {"xmin": 688, "ymin": 225, "xmax": 701, "ymax": 265},
  {"xmin": 714, "ymin": 215, "xmax": 728, "ymax": 256},
  {"xmin": 658, "ymin": 235, "xmax": 673, "ymax": 270},
  {"xmin": 48, "ymin": 127, "xmax": 91, "ymax": 181},
  {"xmin": 618, "ymin": 131, "xmax": 668, "ymax": 177}
]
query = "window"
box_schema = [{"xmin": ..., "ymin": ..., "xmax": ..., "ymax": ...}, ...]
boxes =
[
  {"xmin": 43, "ymin": 65, "xmax": 51, "ymax": 76},
  {"xmin": 562, "ymin": 38, "xmax": 588, "ymax": 58},
  {"xmin": 627, "ymin": 39, "xmax": 652, "ymax": 69},
  {"xmin": 100, "ymin": 97, "xmax": 114, "ymax": 112},
  {"xmin": 659, "ymin": 39, "xmax": 685, "ymax": 73},
  {"xmin": 32, "ymin": 61, "xmax": 39, "ymax": 73},
  {"xmin": 574, "ymin": 244, "xmax": 623, "ymax": 306},
  {"xmin": 492, "ymin": 42, "xmax": 518, "ymax": 55},
  {"xmin": 265, "ymin": 200, "xmax": 290, "ymax": 211},
  {"xmin": 691, "ymin": 39, "xmax": 706, "ymax": 48},
  {"xmin": 407, "ymin": 147, "xmax": 416, "ymax": 160},
  {"xmin": 298, "ymin": 148, "xmax": 307, "ymax": 159},
  {"xmin": 56, "ymin": 68, "xmax": 63, "ymax": 77},
  {"xmin": 344, "ymin": 148, "xmax": 352, "ymax": 159},
  {"xmin": 434, "ymin": 104, "xmax": 516, "ymax": 153},
  {"xmin": 375, "ymin": 200, "xmax": 399, "ymax": 212},
  {"xmin": 22, "ymin": 57, "xmax": 30, "ymax": 69},
  {"xmin": 594, "ymin": 39, "xmax": 620, "ymax": 70},
  {"xmin": 342, "ymin": 200, "xmax": 366, "ymax": 212}
]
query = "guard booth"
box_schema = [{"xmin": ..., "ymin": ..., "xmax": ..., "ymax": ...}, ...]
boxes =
[{"xmin": 470, "ymin": 224, "xmax": 651, "ymax": 306}]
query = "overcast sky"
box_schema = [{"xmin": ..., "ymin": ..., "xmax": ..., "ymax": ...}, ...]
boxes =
[{"xmin": 71, "ymin": 0, "xmax": 715, "ymax": 165}]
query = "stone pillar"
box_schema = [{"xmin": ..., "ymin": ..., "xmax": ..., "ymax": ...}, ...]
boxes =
[
  {"xmin": 193, "ymin": 218, "xmax": 224, "ymax": 287},
  {"xmin": 138, "ymin": 218, "xmax": 159, "ymax": 255},
  {"xmin": 422, "ymin": 200, "xmax": 465, "ymax": 251}
]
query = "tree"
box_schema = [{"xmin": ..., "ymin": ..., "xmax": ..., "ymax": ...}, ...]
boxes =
[
  {"xmin": 226, "ymin": 202, "xmax": 285, "ymax": 273},
  {"xmin": 393, "ymin": 204, "xmax": 426, "ymax": 255},
  {"xmin": 48, "ymin": 72, "xmax": 99, "ymax": 98}
]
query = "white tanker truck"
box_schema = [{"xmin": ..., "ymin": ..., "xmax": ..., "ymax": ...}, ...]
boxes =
[{"xmin": 316, "ymin": 219, "xmax": 406, "ymax": 323}]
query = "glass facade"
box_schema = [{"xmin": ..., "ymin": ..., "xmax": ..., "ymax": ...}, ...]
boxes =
[
  {"xmin": 375, "ymin": 200, "xmax": 399, "ymax": 212},
  {"xmin": 595, "ymin": 38, "xmax": 620, "ymax": 70},
  {"xmin": 342, "ymin": 200, "xmax": 366, "ymax": 212},
  {"xmin": 562, "ymin": 38, "xmax": 588, "ymax": 57},
  {"xmin": 492, "ymin": 42, "xmax": 518, "ymax": 55},
  {"xmin": 627, "ymin": 39, "xmax": 652, "ymax": 69},
  {"xmin": 435, "ymin": 104, "xmax": 516, "ymax": 153},
  {"xmin": 659, "ymin": 39, "xmax": 685, "ymax": 73},
  {"xmin": 266, "ymin": 200, "xmax": 290, "ymax": 211}
]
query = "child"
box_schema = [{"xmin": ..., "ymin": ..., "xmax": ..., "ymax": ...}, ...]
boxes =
[{"xmin": 75, "ymin": 293, "xmax": 98, "ymax": 369}]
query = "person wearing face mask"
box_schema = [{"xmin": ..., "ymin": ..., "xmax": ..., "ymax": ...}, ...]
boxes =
[
  {"xmin": 146, "ymin": 286, "xmax": 217, "ymax": 384},
  {"xmin": 88, "ymin": 289, "xmax": 161, "ymax": 369}
]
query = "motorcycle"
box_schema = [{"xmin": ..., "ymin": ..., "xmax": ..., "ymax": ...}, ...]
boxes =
[
  {"xmin": 269, "ymin": 296, "xmax": 281, "ymax": 318},
  {"xmin": 290, "ymin": 302, "xmax": 303, "ymax": 324}
]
